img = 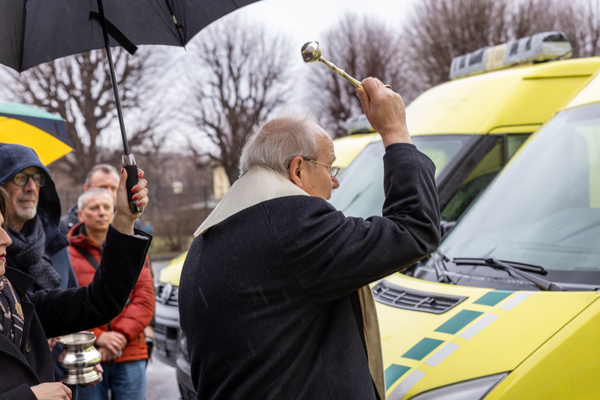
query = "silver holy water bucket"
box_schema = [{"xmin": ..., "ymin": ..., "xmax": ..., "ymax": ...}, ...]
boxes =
[{"xmin": 58, "ymin": 332, "xmax": 102, "ymax": 385}]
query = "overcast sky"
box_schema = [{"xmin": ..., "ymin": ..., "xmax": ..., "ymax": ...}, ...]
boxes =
[
  {"xmin": 227, "ymin": 0, "xmax": 417, "ymax": 71},
  {"xmin": 146, "ymin": 0, "xmax": 419, "ymax": 150},
  {"xmin": 236, "ymin": 0, "xmax": 416, "ymax": 41}
]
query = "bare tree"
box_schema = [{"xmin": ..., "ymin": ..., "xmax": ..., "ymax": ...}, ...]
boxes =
[
  {"xmin": 403, "ymin": 0, "xmax": 600, "ymax": 93},
  {"xmin": 505, "ymin": 0, "xmax": 589, "ymax": 57},
  {"xmin": 0, "ymin": 48, "xmax": 169, "ymax": 184},
  {"xmin": 140, "ymin": 152, "xmax": 213, "ymax": 252},
  {"xmin": 186, "ymin": 17, "xmax": 293, "ymax": 186},
  {"xmin": 508, "ymin": 0, "xmax": 566, "ymax": 39},
  {"xmin": 539, "ymin": 0, "xmax": 600, "ymax": 58},
  {"xmin": 403, "ymin": 0, "xmax": 511, "ymax": 92},
  {"xmin": 304, "ymin": 14, "xmax": 410, "ymax": 138}
]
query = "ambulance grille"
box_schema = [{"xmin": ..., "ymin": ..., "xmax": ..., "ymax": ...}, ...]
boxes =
[
  {"xmin": 155, "ymin": 282, "xmax": 179, "ymax": 306},
  {"xmin": 372, "ymin": 280, "xmax": 467, "ymax": 314}
]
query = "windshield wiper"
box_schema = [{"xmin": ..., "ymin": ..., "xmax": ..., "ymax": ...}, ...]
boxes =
[
  {"xmin": 453, "ymin": 257, "xmax": 565, "ymax": 291},
  {"xmin": 432, "ymin": 250, "xmax": 455, "ymax": 284},
  {"xmin": 453, "ymin": 257, "xmax": 547, "ymax": 274}
]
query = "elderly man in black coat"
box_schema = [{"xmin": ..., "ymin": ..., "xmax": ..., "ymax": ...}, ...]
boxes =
[{"xmin": 179, "ymin": 78, "xmax": 441, "ymax": 400}]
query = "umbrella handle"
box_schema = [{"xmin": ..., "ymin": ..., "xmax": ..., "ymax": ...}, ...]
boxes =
[{"xmin": 123, "ymin": 155, "xmax": 143, "ymax": 214}]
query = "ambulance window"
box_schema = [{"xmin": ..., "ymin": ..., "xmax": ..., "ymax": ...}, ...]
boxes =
[
  {"xmin": 441, "ymin": 134, "xmax": 530, "ymax": 222},
  {"xmin": 330, "ymin": 141, "xmax": 385, "ymax": 218},
  {"xmin": 440, "ymin": 103, "xmax": 600, "ymax": 275},
  {"xmin": 508, "ymin": 135, "xmax": 529, "ymax": 159},
  {"xmin": 412, "ymin": 136, "xmax": 470, "ymax": 179},
  {"xmin": 441, "ymin": 138, "xmax": 502, "ymax": 221},
  {"xmin": 329, "ymin": 136, "xmax": 471, "ymax": 219}
]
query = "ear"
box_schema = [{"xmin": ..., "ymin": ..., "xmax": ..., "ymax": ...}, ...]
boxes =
[
  {"xmin": 288, "ymin": 156, "xmax": 305, "ymax": 188},
  {"xmin": 77, "ymin": 209, "xmax": 84, "ymax": 222},
  {"xmin": 82, "ymin": 184, "xmax": 89, "ymax": 192}
]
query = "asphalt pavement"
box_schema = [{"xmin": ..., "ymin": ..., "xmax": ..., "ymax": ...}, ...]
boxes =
[
  {"xmin": 146, "ymin": 354, "xmax": 179, "ymax": 399},
  {"xmin": 147, "ymin": 258, "xmax": 181, "ymax": 399}
]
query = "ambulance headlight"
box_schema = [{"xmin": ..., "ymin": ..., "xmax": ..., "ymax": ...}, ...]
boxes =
[{"xmin": 407, "ymin": 373, "xmax": 508, "ymax": 400}]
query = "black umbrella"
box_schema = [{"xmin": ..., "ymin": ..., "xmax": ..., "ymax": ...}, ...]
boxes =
[{"xmin": 0, "ymin": 0, "xmax": 260, "ymax": 211}]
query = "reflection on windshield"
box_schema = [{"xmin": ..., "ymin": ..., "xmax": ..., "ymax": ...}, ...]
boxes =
[
  {"xmin": 329, "ymin": 141, "xmax": 384, "ymax": 218},
  {"xmin": 329, "ymin": 136, "xmax": 470, "ymax": 219},
  {"xmin": 441, "ymin": 103, "xmax": 600, "ymax": 272}
]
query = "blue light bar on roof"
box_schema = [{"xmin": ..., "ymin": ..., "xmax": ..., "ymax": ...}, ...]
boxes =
[{"xmin": 449, "ymin": 31, "xmax": 572, "ymax": 80}]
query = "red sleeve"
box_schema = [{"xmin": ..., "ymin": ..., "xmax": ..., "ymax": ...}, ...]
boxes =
[
  {"xmin": 91, "ymin": 327, "xmax": 105, "ymax": 339},
  {"xmin": 111, "ymin": 255, "xmax": 155, "ymax": 341}
]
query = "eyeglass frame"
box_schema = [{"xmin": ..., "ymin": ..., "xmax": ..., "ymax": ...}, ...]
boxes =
[
  {"xmin": 303, "ymin": 158, "xmax": 340, "ymax": 177},
  {"xmin": 11, "ymin": 172, "xmax": 46, "ymax": 188}
]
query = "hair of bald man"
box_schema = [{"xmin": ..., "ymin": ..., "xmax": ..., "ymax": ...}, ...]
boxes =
[
  {"xmin": 77, "ymin": 187, "xmax": 114, "ymax": 211},
  {"xmin": 239, "ymin": 116, "xmax": 321, "ymax": 178},
  {"xmin": 84, "ymin": 164, "xmax": 120, "ymax": 187}
]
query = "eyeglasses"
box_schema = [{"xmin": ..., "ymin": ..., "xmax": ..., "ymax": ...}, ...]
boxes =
[
  {"xmin": 12, "ymin": 172, "xmax": 45, "ymax": 188},
  {"xmin": 303, "ymin": 158, "xmax": 340, "ymax": 177}
]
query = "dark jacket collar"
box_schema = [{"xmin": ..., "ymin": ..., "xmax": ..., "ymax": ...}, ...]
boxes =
[
  {"xmin": 3, "ymin": 267, "xmax": 35, "ymax": 299},
  {"xmin": 67, "ymin": 204, "xmax": 78, "ymax": 217},
  {"xmin": 68, "ymin": 221, "xmax": 100, "ymax": 251}
]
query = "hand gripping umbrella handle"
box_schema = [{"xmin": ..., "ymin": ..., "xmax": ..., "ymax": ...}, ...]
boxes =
[{"xmin": 123, "ymin": 154, "xmax": 143, "ymax": 213}]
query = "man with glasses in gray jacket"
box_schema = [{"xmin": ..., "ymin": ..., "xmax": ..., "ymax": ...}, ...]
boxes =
[
  {"xmin": 0, "ymin": 143, "xmax": 80, "ymax": 389},
  {"xmin": 0, "ymin": 144, "xmax": 77, "ymax": 291}
]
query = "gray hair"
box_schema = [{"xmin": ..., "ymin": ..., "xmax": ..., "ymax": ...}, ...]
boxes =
[
  {"xmin": 239, "ymin": 115, "xmax": 321, "ymax": 177},
  {"xmin": 84, "ymin": 164, "xmax": 119, "ymax": 187},
  {"xmin": 78, "ymin": 188, "xmax": 113, "ymax": 210}
]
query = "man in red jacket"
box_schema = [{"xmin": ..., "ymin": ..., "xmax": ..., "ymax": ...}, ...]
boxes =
[{"xmin": 68, "ymin": 187, "xmax": 155, "ymax": 400}]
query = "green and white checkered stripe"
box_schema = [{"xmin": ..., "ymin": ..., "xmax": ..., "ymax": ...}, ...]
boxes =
[{"xmin": 384, "ymin": 290, "xmax": 532, "ymax": 399}]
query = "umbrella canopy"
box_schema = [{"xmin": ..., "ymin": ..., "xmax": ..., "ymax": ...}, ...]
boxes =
[
  {"xmin": 0, "ymin": 103, "xmax": 72, "ymax": 165},
  {"xmin": 0, "ymin": 0, "xmax": 260, "ymax": 212},
  {"xmin": 0, "ymin": 0, "xmax": 260, "ymax": 72}
]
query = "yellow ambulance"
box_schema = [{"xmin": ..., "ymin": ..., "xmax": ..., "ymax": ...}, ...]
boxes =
[
  {"xmin": 377, "ymin": 47, "xmax": 600, "ymax": 400},
  {"xmin": 330, "ymin": 32, "xmax": 600, "ymax": 233}
]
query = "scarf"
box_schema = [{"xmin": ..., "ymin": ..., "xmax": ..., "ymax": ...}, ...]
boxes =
[
  {"xmin": 8, "ymin": 216, "xmax": 62, "ymax": 291},
  {"xmin": 195, "ymin": 167, "xmax": 386, "ymax": 398},
  {"xmin": 0, "ymin": 276, "xmax": 25, "ymax": 348}
]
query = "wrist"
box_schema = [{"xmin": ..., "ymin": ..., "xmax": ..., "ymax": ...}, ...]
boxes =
[
  {"xmin": 381, "ymin": 127, "xmax": 412, "ymax": 147},
  {"xmin": 111, "ymin": 214, "xmax": 135, "ymax": 236}
]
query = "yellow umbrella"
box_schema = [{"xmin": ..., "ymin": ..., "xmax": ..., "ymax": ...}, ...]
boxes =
[{"xmin": 0, "ymin": 103, "xmax": 72, "ymax": 165}]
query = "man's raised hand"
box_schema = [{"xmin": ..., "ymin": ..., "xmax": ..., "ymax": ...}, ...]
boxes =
[{"xmin": 356, "ymin": 77, "xmax": 411, "ymax": 147}]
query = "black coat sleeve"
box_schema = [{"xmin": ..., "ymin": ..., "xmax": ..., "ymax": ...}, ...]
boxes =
[
  {"xmin": 1, "ymin": 383, "xmax": 38, "ymax": 400},
  {"xmin": 30, "ymin": 226, "xmax": 152, "ymax": 339},
  {"xmin": 268, "ymin": 145, "xmax": 440, "ymax": 304}
]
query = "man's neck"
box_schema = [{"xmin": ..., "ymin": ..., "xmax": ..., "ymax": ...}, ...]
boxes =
[
  {"xmin": 8, "ymin": 217, "xmax": 26, "ymax": 232},
  {"xmin": 85, "ymin": 227, "xmax": 107, "ymax": 247}
]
